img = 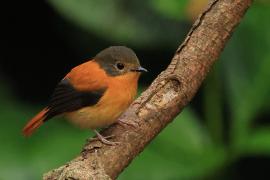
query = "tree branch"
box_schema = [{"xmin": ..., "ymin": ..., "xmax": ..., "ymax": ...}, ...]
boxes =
[{"xmin": 44, "ymin": 0, "xmax": 252, "ymax": 179}]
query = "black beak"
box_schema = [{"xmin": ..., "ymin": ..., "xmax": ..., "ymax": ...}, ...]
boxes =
[{"xmin": 132, "ymin": 66, "xmax": 148, "ymax": 72}]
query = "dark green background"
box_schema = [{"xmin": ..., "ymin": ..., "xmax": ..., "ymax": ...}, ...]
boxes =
[{"xmin": 1, "ymin": 0, "xmax": 270, "ymax": 179}]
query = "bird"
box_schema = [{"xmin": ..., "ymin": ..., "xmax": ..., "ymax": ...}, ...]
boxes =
[{"xmin": 22, "ymin": 46, "xmax": 147, "ymax": 145}]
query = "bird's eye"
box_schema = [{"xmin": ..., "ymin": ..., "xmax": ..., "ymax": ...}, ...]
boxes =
[{"xmin": 116, "ymin": 63, "xmax": 125, "ymax": 70}]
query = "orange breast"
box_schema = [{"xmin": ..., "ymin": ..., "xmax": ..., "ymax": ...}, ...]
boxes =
[{"xmin": 66, "ymin": 72, "xmax": 139, "ymax": 129}]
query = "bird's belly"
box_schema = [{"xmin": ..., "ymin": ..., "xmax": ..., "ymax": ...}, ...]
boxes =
[{"xmin": 65, "ymin": 94, "xmax": 134, "ymax": 129}]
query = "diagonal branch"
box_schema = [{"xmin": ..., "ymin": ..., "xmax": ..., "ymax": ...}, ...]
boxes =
[{"xmin": 44, "ymin": 0, "xmax": 252, "ymax": 179}]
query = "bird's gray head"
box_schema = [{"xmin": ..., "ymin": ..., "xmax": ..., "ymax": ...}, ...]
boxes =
[{"xmin": 95, "ymin": 46, "xmax": 147, "ymax": 76}]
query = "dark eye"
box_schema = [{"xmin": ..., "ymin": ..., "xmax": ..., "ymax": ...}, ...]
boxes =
[{"xmin": 116, "ymin": 63, "xmax": 125, "ymax": 70}]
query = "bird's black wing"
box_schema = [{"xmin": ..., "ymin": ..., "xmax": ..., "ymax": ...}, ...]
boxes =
[{"xmin": 44, "ymin": 78, "xmax": 106, "ymax": 121}]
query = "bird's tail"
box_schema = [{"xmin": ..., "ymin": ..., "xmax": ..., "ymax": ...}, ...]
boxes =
[{"xmin": 22, "ymin": 108, "xmax": 49, "ymax": 137}]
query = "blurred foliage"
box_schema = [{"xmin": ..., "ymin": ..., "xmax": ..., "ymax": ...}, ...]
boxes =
[
  {"xmin": 149, "ymin": 0, "xmax": 188, "ymax": 20},
  {"xmin": 1, "ymin": 0, "xmax": 270, "ymax": 180},
  {"xmin": 48, "ymin": 0, "xmax": 190, "ymax": 48}
]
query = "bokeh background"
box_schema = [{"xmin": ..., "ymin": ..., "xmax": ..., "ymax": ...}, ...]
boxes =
[{"xmin": 1, "ymin": 0, "xmax": 270, "ymax": 179}]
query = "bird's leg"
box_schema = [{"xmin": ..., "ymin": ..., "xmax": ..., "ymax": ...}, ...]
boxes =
[
  {"xmin": 90, "ymin": 130, "xmax": 120, "ymax": 146},
  {"xmin": 89, "ymin": 134, "xmax": 115, "ymax": 141}
]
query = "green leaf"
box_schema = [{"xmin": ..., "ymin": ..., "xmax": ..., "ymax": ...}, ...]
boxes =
[
  {"xmin": 149, "ymin": 0, "xmax": 188, "ymax": 20},
  {"xmin": 242, "ymin": 127, "xmax": 270, "ymax": 155},
  {"xmin": 203, "ymin": 63, "xmax": 224, "ymax": 145},
  {"xmin": 221, "ymin": 3, "xmax": 270, "ymax": 149}
]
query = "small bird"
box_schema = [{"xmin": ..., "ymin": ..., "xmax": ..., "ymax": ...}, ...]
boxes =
[{"xmin": 22, "ymin": 46, "xmax": 147, "ymax": 145}]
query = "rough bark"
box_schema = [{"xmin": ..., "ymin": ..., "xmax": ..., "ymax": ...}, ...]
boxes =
[{"xmin": 44, "ymin": 0, "xmax": 252, "ymax": 179}]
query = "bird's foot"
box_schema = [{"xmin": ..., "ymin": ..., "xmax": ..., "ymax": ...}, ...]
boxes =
[
  {"xmin": 90, "ymin": 130, "xmax": 120, "ymax": 146},
  {"xmin": 117, "ymin": 118, "xmax": 139, "ymax": 129},
  {"xmin": 89, "ymin": 135, "xmax": 114, "ymax": 142}
]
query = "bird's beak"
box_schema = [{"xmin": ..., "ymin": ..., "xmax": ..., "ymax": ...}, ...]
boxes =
[{"xmin": 132, "ymin": 66, "xmax": 148, "ymax": 73}]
